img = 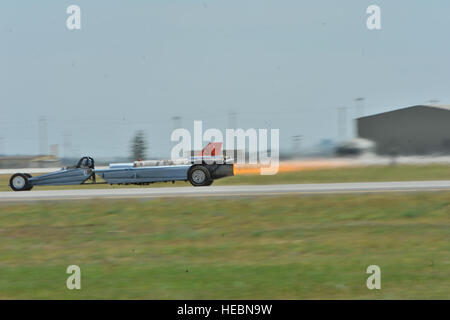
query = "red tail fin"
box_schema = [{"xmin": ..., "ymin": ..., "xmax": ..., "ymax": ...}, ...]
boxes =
[{"xmin": 197, "ymin": 142, "xmax": 223, "ymax": 156}]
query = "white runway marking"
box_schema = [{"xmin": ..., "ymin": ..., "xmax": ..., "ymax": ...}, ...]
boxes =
[{"xmin": 0, "ymin": 180, "xmax": 450, "ymax": 202}]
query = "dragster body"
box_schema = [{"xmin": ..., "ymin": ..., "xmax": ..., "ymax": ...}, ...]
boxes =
[{"xmin": 9, "ymin": 143, "xmax": 234, "ymax": 191}]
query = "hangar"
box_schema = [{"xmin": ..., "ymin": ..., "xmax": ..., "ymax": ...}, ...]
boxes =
[{"xmin": 357, "ymin": 105, "xmax": 450, "ymax": 155}]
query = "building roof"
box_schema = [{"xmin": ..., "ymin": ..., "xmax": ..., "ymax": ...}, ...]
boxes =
[
  {"xmin": 430, "ymin": 105, "xmax": 450, "ymax": 111},
  {"xmin": 358, "ymin": 104, "xmax": 450, "ymax": 120}
]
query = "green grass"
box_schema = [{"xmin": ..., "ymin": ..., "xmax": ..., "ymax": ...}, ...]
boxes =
[
  {"xmin": 1, "ymin": 164, "xmax": 450, "ymax": 192},
  {"xmin": 0, "ymin": 192, "xmax": 448, "ymax": 299}
]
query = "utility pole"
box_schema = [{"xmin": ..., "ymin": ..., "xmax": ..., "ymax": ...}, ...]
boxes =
[
  {"xmin": 292, "ymin": 135, "xmax": 302, "ymax": 157},
  {"xmin": 227, "ymin": 110, "xmax": 237, "ymax": 129},
  {"xmin": 355, "ymin": 97, "xmax": 365, "ymax": 117},
  {"xmin": 38, "ymin": 117, "xmax": 48, "ymax": 155},
  {"xmin": 337, "ymin": 107, "xmax": 347, "ymax": 142},
  {"xmin": 171, "ymin": 116, "xmax": 182, "ymax": 130},
  {"xmin": 354, "ymin": 98, "xmax": 365, "ymax": 138}
]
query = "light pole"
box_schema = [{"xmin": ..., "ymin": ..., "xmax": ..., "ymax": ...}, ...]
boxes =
[
  {"xmin": 337, "ymin": 107, "xmax": 347, "ymax": 142},
  {"xmin": 227, "ymin": 110, "xmax": 237, "ymax": 129},
  {"xmin": 292, "ymin": 135, "xmax": 302, "ymax": 157},
  {"xmin": 171, "ymin": 116, "xmax": 182, "ymax": 130},
  {"xmin": 38, "ymin": 117, "xmax": 48, "ymax": 155},
  {"xmin": 354, "ymin": 98, "xmax": 365, "ymax": 138}
]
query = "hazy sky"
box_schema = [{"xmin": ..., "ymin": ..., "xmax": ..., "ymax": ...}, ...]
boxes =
[{"xmin": 2, "ymin": 0, "xmax": 450, "ymax": 158}]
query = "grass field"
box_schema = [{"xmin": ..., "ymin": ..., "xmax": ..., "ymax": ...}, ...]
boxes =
[
  {"xmin": 0, "ymin": 192, "xmax": 448, "ymax": 299},
  {"xmin": 1, "ymin": 164, "xmax": 449, "ymax": 192}
]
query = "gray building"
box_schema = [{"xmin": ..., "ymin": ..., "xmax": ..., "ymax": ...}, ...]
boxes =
[{"xmin": 357, "ymin": 105, "xmax": 450, "ymax": 155}]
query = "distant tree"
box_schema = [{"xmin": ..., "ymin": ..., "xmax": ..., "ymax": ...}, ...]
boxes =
[{"xmin": 130, "ymin": 130, "xmax": 148, "ymax": 160}]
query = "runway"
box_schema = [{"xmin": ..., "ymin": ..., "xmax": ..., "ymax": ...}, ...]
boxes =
[{"xmin": 0, "ymin": 180, "xmax": 450, "ymax": 202}]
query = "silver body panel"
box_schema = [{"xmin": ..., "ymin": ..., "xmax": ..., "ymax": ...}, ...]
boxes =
[
  {"xmin": 28, "ymin": 168, "xmax": 93, "ymax": 186},
  {"xmin": 94, "ymin": 165, "xmax": 191, "ymax": 184}
]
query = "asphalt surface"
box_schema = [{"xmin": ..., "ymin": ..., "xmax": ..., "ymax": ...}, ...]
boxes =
[{"xmin": 0, "ymin": 180, "xmax": 450, "ymax": 202}]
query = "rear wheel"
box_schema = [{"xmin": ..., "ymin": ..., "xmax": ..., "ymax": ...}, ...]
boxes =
[
  {"xmin": 188, "ymin": 166, "xmax": 212, "ymax": 187},
  {"xmin": 10, "ymin": 173, "xmax": 32, "ymax": 191},
  {"xmin": 203, "ymin": 180, "xmax": 214, "ymax": 186}
]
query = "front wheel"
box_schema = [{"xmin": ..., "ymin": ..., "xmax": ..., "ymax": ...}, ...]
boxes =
[
  {"xmin": 188, "ymin": 166, "xmax": 212, "ymax": 187},
  {"xmin": 9, "ymin": 173, "xmax": 33, "ymax": 191}
]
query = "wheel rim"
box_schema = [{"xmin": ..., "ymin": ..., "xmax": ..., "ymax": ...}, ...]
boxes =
[
  {"xmin": 192, "ymin": 169, "xmax": 206, "ymax": 184},
  {"xmin": 12, "ymin": 176, "xmax": 26, "ymax": 189}
]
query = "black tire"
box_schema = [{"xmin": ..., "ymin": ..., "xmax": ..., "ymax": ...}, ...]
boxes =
[
  {"xmin": 203, "ymin": 180, "xmax": 214, "ymax": 186},
  {"xmin": 9, "ymin": 173, "xmax": 32, "ymax": 191},
  {"xmin": 188, "ymin": 166, "xmax": 212, "ymax": 187},
  {"xmin": 23, "ymin": 174, "xmax": 34, "ymax": 191}
]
